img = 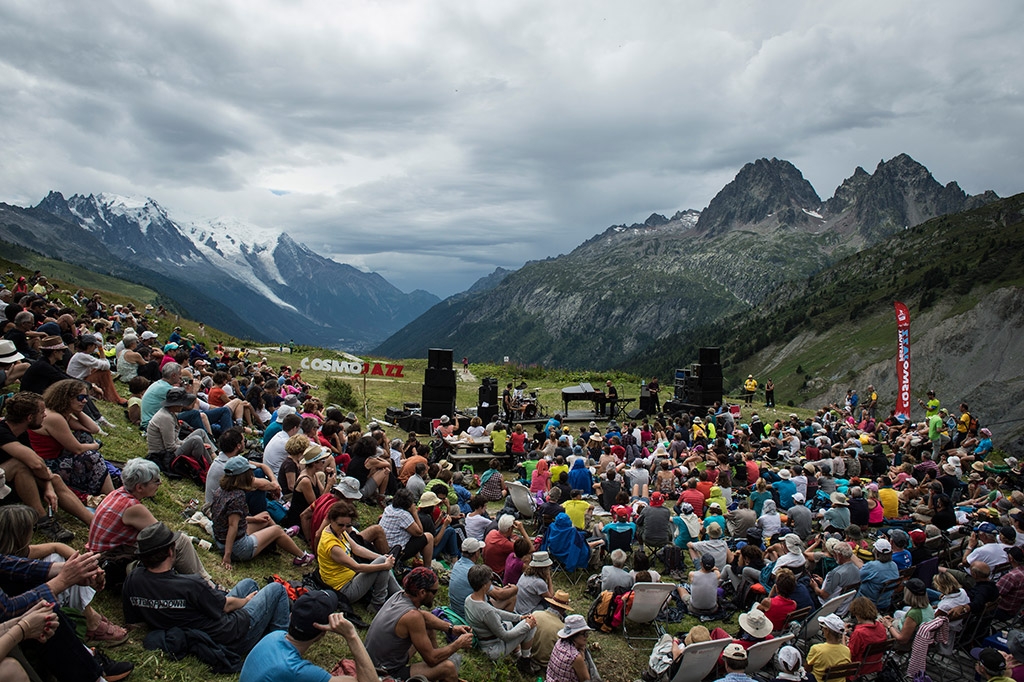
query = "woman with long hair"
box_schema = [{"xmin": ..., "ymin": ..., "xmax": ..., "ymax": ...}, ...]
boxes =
[{"xmin": 29, "ymin": 379, "xmax": 114, "ymax": 498}]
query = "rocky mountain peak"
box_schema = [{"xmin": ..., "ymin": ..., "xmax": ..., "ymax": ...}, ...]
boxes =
[{"xmin": 695, "ymin": 157, "xmax": 822, "ymax": 236}]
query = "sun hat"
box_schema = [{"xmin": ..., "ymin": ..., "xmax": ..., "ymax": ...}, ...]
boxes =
[
  {"xmin": 275, "ymin": 404, "xmax": 297, "ymax": 423},
  {"xmin": 791, "ymin": 492, "xmax": 805, "ymax": 504},
  {"xmin": 776, "ymin": 646, "xmax": 805, "ymax": 677},
  {"xmin": 333, "ymin": 477, "xmax": 362, "ymax": 499},
  {"xmin": 680, "ymin": 502, "xmax": 695, "ymax": 515},
  {"xmin": 739, "ymin": 606, "xmax": 773, "ymax": 638},
  {"xmin": 39, "ymin": 335, "xmax": 67, "ymax": 351},
  {"xmin": 905, "ymin": 578, "xmax": 927, "ymax": 596},
  {"xmin": 302, "ymin": 445, "xmax": 331, "ymax": 465},
  {"xmin": 707, "ymin": 524, "xmax": 723, "ymax": 538},
  {"xmin": 778, "ymin": 469, "xmax": 791, "ymax": 479},
  {"xmin": 289, "ymin": 590, "xmax": 339, "ymax": 641},
  {"xmin": 557, "ymin": 614, "xmax": 592, "ymax": 639},
  {"xmin": 650, "ymin": 492, "xmax": 665, "ymax": 507},
  {"xmin": 545, "ymin": 589, "xmax": 572, "ymax": 610},
  {"xmin": 136, "ymin": 522, "xmax": 180, "ymax": 555},
  {"xmin": 461, "ymin": 537, "xmax": 483, "ymax": 554},
  {"xmin": 439, "ymin": 415, "xmax": 451, "ymax": 424},
  {"xmin": 818, "ymin": 613, "xmax": 846, "ymax": 633},
  {"xmin": 589, "ymin": 421, "xmax": 598, "ymax": 428},
  {"xmin": 942, "ymin": 463, "xmax": 957, "ymax": 475},
  {"xmin": 973, "ymin": 461, "xmax": 986, "ymax": 472},
  {"xmin": 529, "ymin": 551, "xmax": 553, "ymax": 568},
  {"xmin": 830, "ymin": 492, "xmax": 849, "ymax": 506},
  {"xmin": 0, "ymin": 340, "xmax": 25, "ymax": 364},
  {"xmin": 224, "ymin": 455, "xmax": 257, "ymax": 476},
  {"xmin": 437, "ymin": 459, "xmax": 453, "ymax": 471},
  {"xmin": 784, "ymin": 534, "xmax": 803, "ymax": 553},
  {"xmin": 417, "ymin": 491, "xmax": 442, "ymax": 508}
]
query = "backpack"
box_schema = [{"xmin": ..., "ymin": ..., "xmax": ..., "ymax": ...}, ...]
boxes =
[
  {"xmin": 967, "ymin": 413, "xmax": 980, "ymax": 435},
  {"xmin": 659, "ymin": 544, "xmax": 684, "ymax": 574},
  {"xmin": 586, "ymin": 573, "xmax": 603, "ymax": 597},
  {"xmin": 587, "ymin": 586, "xmax": 629, "ymax": 633},
  {"xmin": 170, "ymin": 453, "xmax": 210, "ymax": 487}
]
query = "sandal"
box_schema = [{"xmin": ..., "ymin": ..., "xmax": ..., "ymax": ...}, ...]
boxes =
[{"xmin": 86, "ymin": 616, "xmax": 129, "ymax": 646}]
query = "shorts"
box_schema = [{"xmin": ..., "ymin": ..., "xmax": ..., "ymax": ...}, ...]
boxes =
[{"xmin": 216, "ymin": 534, "xmax": 257, "ymax": 561}]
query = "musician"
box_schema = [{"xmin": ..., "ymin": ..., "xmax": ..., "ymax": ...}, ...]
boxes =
[
  {"xmin": 503, "ymin": 383, "xmax": 515, "ymax": 420},
  {"xmin": 649, "ymin": 377, "xmax": 660, "ymax": 412},
  {"xmin": 602, "ymin": 380, "xmax": 618, "ymax": 418}
]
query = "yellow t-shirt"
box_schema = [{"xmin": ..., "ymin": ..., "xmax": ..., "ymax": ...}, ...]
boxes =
[
  {"xmin": 550, "ymin": 464, "xmax": 569, "ymax": 484},
  {"xmin": 563, "ymin": 500, "xmax": 590, "ymax": 529},
  {"xmin": 317, "ymin": 529, "xmax": 355, "ymax": 590},
  {"xmin": 807, "ymin": 642, "xmax": 851, "ymax": 682},
  {"xmin": 490, "ymin": 429, "xmax": 508, "ymax": 453},
  {"xmin": 879, "ymin": 488, "xmax": 899, "ymax": 519}
]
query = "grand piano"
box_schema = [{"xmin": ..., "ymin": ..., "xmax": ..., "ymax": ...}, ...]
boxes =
[{"xmin": 561, "ymin": 382, "xmax": 604, "ymax": 415}]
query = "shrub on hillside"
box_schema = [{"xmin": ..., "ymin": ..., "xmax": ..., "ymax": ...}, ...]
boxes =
[{"xmin": 323, "ymin": 377, "xmax": 358, "ymax": 411}]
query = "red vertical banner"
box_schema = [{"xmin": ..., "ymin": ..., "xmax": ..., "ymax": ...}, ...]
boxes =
[{"xmin": 894, "ymin": 301, "xmax": 911, "ymax": 421}]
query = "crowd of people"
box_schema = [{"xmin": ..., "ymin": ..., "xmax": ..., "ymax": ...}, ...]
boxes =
[{"xmin": 4, "ymin": 269, "xmax": 1024, "ymax": 682}]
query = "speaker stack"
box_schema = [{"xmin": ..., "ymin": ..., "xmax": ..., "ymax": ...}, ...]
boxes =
[
  {"xmin": 669, "ymin": 347, "xmax": 723, "ymax": 407},
  {"xmin": 478, "ymin": 377, "xmax": 499, "ymax": 424},
  {"xmin": 421, "ymin": 348, "xmax": 456, "ymax": 419}
]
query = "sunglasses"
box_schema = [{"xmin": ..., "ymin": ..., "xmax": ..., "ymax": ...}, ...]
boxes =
[
  {"xmin": 76, "ymin": 394, "xmax": 89, "ymax": 402},
  {"xmin": 425, "ymin": 587, "xmax": 439, "ymax": 594}
]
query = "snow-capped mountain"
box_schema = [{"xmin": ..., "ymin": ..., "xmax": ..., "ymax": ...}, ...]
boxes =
[{"xmin": 6, "ymin": 192, "xmax": 439, "ymax": 349}]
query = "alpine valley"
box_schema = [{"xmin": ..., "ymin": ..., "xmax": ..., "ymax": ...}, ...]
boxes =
[{"xmin": 0, "ymin": 193, "xmax": 439, "ymax": 350}]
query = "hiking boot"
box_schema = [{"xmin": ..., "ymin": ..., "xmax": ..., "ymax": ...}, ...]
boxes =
[
  {"xmin": 93, "ymin": 650, "xmax": 134, "ymax": 681},
  {"xmin": 37, "ymin": 518, "xmax": 74, "ymax": 543}
]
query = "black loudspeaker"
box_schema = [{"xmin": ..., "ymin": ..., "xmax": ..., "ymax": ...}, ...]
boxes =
[
  {"xmin": 398, "ymin": 414, "xmax": 414, "ymax": 431},
  {"xmin": 479, "ymin": 383, "xmax": 498, "ymax": 406},
  {"xmin": 478, "ymin": 405, "xmax": 498, "ymax": 423},
  {"xmin": 627, "ymin": 408, "xmax": 646, "ymax": 420},
  {"xmin": 428, "ymin": 348, "xmax": 453, "ymax": 370},
  {"xmin": 422, "ymin": 384, "xmax": 456, "ymax": 403},
  {"xmin": 699, "ymin": 347, "xmax": 721, "ymax": 366},
  {"xmin": 639, "ymin": 396, "xmax": 655, "ymax": 413},
  {"xmin": 701, "ymin": 365, "xmax": 723, "ymax": 381},
  {"xmin": 691, "ymin": 363, "xmax": 701, "ymax": 378},
  {"xmin": 424, "ymin": 368, "xmax": 457, "ymax": 388},
  {"xmin": 701, "ymin": 390, "xmax": 723, "ymax": 406},
  {"xmin": 662, "ymin": 400, "xmax": 684, "ymax": 414},
  {"xmin": 421, "ymin": 399, "xmax": 455, "ymax": 420},
  {"xmin": 701, "ymin": 377, "xmax": 724, "ymax": 392}
]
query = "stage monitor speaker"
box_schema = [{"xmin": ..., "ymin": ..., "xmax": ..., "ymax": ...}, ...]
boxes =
[
  {"xmin": 424, "ymin": 368, "xmax": 457, "ymax": 388},
  {"xmin": 662, "ymin": 400, "xmax": 684, "ymax": 414},
  {"xmin": 699, "ymin": 347, "xmax": 721, "ymax": 366},
  {"xmin": 427, "ymin": 348, "xmax": 454, "ymax": 371},
  {"xmin": 398, "ymin": 414, "xmax": 414, "ymax": 431},
  {"xmin": 421, "ymin": 399, "xmax": 455, "ymax": 420},
  {"xmin": 627, "ymin": 408, "xmax": 646, "ymax": 420},
  {"xmin": 422, "ymin": 384, "xmax": 456, "ymax": 403}
]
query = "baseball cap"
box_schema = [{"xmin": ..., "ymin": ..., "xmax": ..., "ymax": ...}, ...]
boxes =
[
  {"xmin": 290, "ymin": 591, "xmax": 338, "ymax": 641},
  {"xmin": 1006, "ymin": 546, "xmax": 1024, "ymax": 563},
  {"xmin": 818, "ymin": 613, "xmax": 846, "ymax": 633},
  {"xmin": 873, "ymin": 538, "xmax": 892, "ymax": 553},
  {"xmin": 972, "ymin": 647, "xmax": 1007, "ymax": 674},
  {"xmin": 723, "ymin": 643, "xmax": 748, "ymax": 661},
  {"xmin": 976, "ymin": 522, "xmax": 999, "ymax": 534},
  {"xmin": 462, "ymin": 537, "xmax": 483, "ymax": 554}
]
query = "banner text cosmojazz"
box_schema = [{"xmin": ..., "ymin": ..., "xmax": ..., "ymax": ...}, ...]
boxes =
[{"xmin": 299, "ymin": 356, "xmax": 405, "ymax": 378}]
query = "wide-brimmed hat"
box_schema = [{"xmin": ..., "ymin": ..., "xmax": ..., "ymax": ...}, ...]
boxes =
[
  {"xmin": 545, "ymin": 589, "xmax": 572, "ymax": 610},
  {"xmin": 333, "ymin": 476, "xmax": 362, "ymax": 499},
  {"xmin": 973, "ymin": 461, "xmax": 986, "ymax": 472},
  {"xmin": 0, "ymin": 340, "xmax": 25, "ymax": 364},
  {"xmin": 417, "ymin": 491, "xmax": 442, "ymax": 508},
  {"xmin": 589, "ymin": 433, "xmax": 604, "ymax": 444},
  {"xmin": 439, "ymin": 415, "xmax": 451, "ymax": 424},
  {"xmin": 136, "ymin": 522, "xmax": 180, "ymax": 555},
  {"xmin": 707, "ymin": 523, "xmax": 723, "ymax": 538},
  {"xmin": 942, "ymin": 463, "xmax": 957, "ymax": 475},
  {"xmin": 162, "ymin": 387, "xmax": 197, "ymax": 408},
  {"xmin": 830, "ymin": 492, "xmax": 849, "ymax": 506},
  {"xmin": 784, "ymin": 534, "xmax": 803, "ymax": 553},
  {"xmin": 302, "ymin": 445, "xmax": 331, "ymax": 465},
  {"xmin": 529, "ymin": 551, "xmax": 553, "ymax": 568},
  {"xmin": 557, "ymin": 614, "xmax": 591, "ymax": 639},
  {"xmin": 650, "ymin": 492, "xmax": 664, "ymax": 507},
  {"xmin": 778, "ymin": 469, "xmax": 792, "ymax": 479},
  {"xmin": 39, "ymin": 335, "xmax": 67, "ymax": 351},
  {"xmin": 739, "ymin": 606, "xmax": 773, "ymax": 638},
  {"xmin": 437, "ymin": 459, "xmax": 453, "ymax": 471},
  {"xmin": 275, "ymin": 404, "xmax": 297, "ymax": 422}
]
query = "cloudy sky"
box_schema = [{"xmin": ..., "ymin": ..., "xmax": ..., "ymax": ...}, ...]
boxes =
[{"xmin": 1, "ymin": 1, "xmax": 1022, "ymax": 297}]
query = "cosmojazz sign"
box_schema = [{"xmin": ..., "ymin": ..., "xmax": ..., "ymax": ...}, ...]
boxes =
[{"xmin": 299, "ymin": 356, "xmax": 405, "ymax": 377}]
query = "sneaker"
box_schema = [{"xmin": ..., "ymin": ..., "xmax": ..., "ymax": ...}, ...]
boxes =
[
  {"xmin": 515, "ymin": 657, "xmax": 535, "ymax": 676},
  {"xmin": 98, "ymin": 417, "xmax": 118, "ymax": 429},
  {"xmin": 93, "ymin": 650, "xmax": 134, "ymax": 681},
  {"xmin": 293, "ymin": 552, "xmax": 315, "ymax": 567},
  {"xmin": 37, "ymin": 518, "xmax": 74, "ymax": 543},
  {"xmin": 86, "ymin": 616, "xmax": 129, "ymax": 646},
  {"xmin": 285, "ymin": 525, "xmax": 301, "ymax": 537}
]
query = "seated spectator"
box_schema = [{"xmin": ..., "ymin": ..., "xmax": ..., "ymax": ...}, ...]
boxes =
[
  {"xmin": 417, "ymin": 491, "xmax": 460, "ymax": 562},
  {"xmin": 848, "ymin": 597, "xmax": 887, "ymax": 676},
  {"xmin": 0, "ymin": 503, "xmax": 126, "ymax": 645},
  {"xmin": 381, "ymin": 489, "xmax": 434, "ymax": 565},
  {"xmin": 146, "ymin": 386, "xmax": 215, "ymax": 472},
  {"xmin": 115, "ymin": 335, "xmax": 145, "ymax": 384},
  {"xmin": 638, "ymin": 492, "xmax": 672, "ymax": 547},
  {"xmin": 239, "ymin": 591, "xmax": 377, "ymax": 682},
  {"xmin": 683, "ymin": 554, "xmax": 721, "ymax": 615},
  {"xmin": 631, "ymin": 550, "xmax": 662, "ymax": 583},
  {"xmin": 760, "ymin": 568, "xmax": 798, "ymax": 631},
  {"xmin": 484, "ymin": 515, "xmax": 531, "ymax": 576},
  {"xmin": 365, "ymin": 567, "xmax": 474, "ymax": 682},
  {"xmin": 713, "ymin": 643, "xmax": 756, "ymax": 682},
  {"xmin": 504, "ymin": 536, "xmax": 532, "ymax": 587},
  {"xmin": 317, "ymin": 500, "xmax": 400, "ymax": 611},
  {"xmin": 29, "ymin": 379, "xmax": 115, "ymax": 498},
  {"xmin": 125, "ymin": 375, "xmax": 150, "ymax": 426},
  {"xmin": 882, "ymin": 578, "xmax": 933, "ymax": 650},
  {"xmin": 205, "ymin": 427, "xmax": 280, "ymax": 510},
  {"xmin": 544, "ymin": 512, "xmax": 597, "ymax": 572},
  {"xmin": 687, "ymin": 522, "xmax": 732, "ymax": 570},
  {"xmin": 66, "ymin": 335, "xmax": 125, "ymax": 405},
  {"xmin": 465, "ymin": 495, "xmax": 493, "ymax": 541},
  {"xmin": 809, "ymin": 540, "xmax": 859, "ymax": 613},
  {"xmin": 0, "ymin": 391, "xmax": 92, "ymax": 540},
  {"xmin": 567, "ymin": 458, "xmax": 593, "ymax": 496},
  {"xmin": 346, "ymin": 435, "xmax": 392, "ymax": 505},
  {"xmin": 773, "ymin": 646, "xmax": 806, "ymax": 682},
  {"xmin": 857, "ymin": 537, "xmax": 900, "ymax": 610},
  {"xmin": 86, "ymin": 458, "xmax": 216, "ymax": 587},
  {"xmin": 211, "ymin": 456, "xmax": 314, "ymax": 569},
  {"xmin": 531, "ymin": 590, "xmax": 573, "ymax": 671},
  {"xmin": 601, "ymin": 549, "xmax": 635, "ymax": 592},
  {"xmin": 603, "ymin": 504, "xmax": 637, "ymax": 547},
  {"xmin": 515, "ymin": 551, "xmax": 555, "ymax": 614},
  {"xmin": 563, "ymin": 489, "xmax": 594, "ymax": 531},
  {"xmin": 123, "ymin": 522, "xmax": 291, "ymax": 656},
  {"xmin": 546, "ymin": 615, "xmax": 598, "ymax": 682},
  {"xmin": 448, "ymin": 537, "xmax": 517, "ymax": 620},
  {"xmin": 806, "ymin": 614, "xmax": 851, "ymax": 682},
  {"xmin": 479, "ymin": 458, "xmax": 507, "ymax": 501},
  {"xmin": 719, "ymin": 605, "xmax": 774, "ymax": 650},
  {"xmin": 756, "ymin": 499, "xmax": 782, "ymax": 544},
  {"xmin": 279, "ymin": 444, "xmax": 335, "ymax": 542},
  {"xmin": 531, "ymin": 459, "xmax": 551, "ymax": 494},
  {"xmin": 465, "ymin": 564, "xmax": 538, "ymax": 672}
]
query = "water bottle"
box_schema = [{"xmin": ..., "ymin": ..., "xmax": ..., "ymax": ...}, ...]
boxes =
[{"xmin": 187, "ymin": 534, "xmax": 212, "ymax": 551}]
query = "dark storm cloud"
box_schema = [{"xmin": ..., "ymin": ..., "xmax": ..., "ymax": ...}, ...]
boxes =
[{"xmin": 0, "ymin": 1, "xmax": 1022, "ymax": 296}]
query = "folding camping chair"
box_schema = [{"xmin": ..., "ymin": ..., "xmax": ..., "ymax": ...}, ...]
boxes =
[
  {"xmin": 794, "ymin": 589, "xmax": 857, "ymax": 647},
  {"xmin": 667, "ymin": 638, "xmax": 731, "ymax": 682},
  {"xmin": 506, "ymin": 481, "xmax": 536, "ymax": 525},
  {"xmin": 745, "ymin": 633, "xmax": 794, "ymax": 679},
  {"xmin": 622, "ymin": 583, "xmax": 677, "ymax": 648}
]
